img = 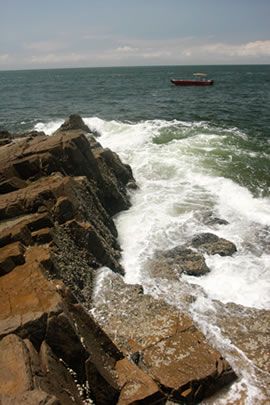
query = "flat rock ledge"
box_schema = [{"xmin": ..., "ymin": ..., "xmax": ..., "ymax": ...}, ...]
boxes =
[
  {"xmin": 93, "ymin": 271, "xmax": 237, "ymax": 404},
  {"xmin": 0, "ymin": 115, "xmax": 237, "ymax": 404}
]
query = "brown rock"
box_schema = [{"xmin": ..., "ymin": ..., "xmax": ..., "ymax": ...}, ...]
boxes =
[
  {"xmin": 26, "ymin": 212, "xmax": 53, "ymax": 231},
  {"xmin": 0, "ymin": 130, "xmax": 134, "ymax": 216},
  {"xmin": 64, "ymin": 302, "xmax": 137, "ymax": 404},
  {"xmin": 0, "ymin": 176, "xmax": 27, "ymax": 194},
  {"xmin": 0, "ymin": 220, "xmax": 32, "ymax": 248},
  {"xmin": 0, "ymin": 138, "xmax": 12, "ymax": 146},
  {"xmin": 0, "ymin": 213, "xmax": 53, "ymax": 249},
  {"xmin": 31, "ymin": 227, "xmax": 53, "ymax": 244},
  {"xmin": 63, "ymin": 219, "xmax": 124, "ymax": 274},
  {"xmin": 85, "ymin": 358, "xmax": 119, "ymax": 405},
  {"xmin": 0, "ymin": 333, "xmax": 85, "ymax": 404},
  {"xmin": 53, "ymin": 196, "xmax": 75, "ymax": 224},
  {"xmin": 96, "ymin": 147, "xmax": 134, "ymax": 188},
  {"xmin": 115, "ymin": 358, "xmax": 165, "ymax": 405},
  {"xmin": 93, "ymin": 272, "xmax": 237, "ymax": 403},
  {"xmin": 45, "ymin": 312, "xmax": 89, "ymax": 381},
  {"xmin": 0, "ymin": 174, "xmax": 85, "ymax": 223},
  {"xmin": 0, "ymin": 118, "xmax": 147, "ymax": 404},
  {"xmin": 55, "ymin": 114, "xmax": 91, "ymax": 133},
  {"xmin": 87, "ymin": 135, "xmax": 102, "ymax": 150},
  {"xmin": 69, "ymin": 302, "xmax": 164, "ymax": 405},
  {"xmin": 0, "ymin": 169, "xmax": 126, "ymax": 299},
  {"xmin": 0, "ymin": 389, "xmax": 60, "ymax": 405},
  {"xmin": 0, "ymin": 248, "xmax": 130, "ymax": 403},
  {"xmin": 0, "ymin": 174, "xmax": 61, "ymax": 220},
  {"xmin": 39, "ymin": 341, "xmax": 85, "ymax": 405},
  {"xmin": 20, "ymin": 130, "xmax": 47, "ymax": 139},
  {"xmin": 0, "ymin": 246, "xmax": 62, "ymax": 344},
  {"xmin": 0, "ymin": 241, "xmax": 25, "ymax": 275},
  {"xmin": 0, "ymin": 390, "xmax": 60, "ymax": 405},
  {"xmin": 142, "ymin": 329, "xmax": 232, "ymax": 400},
  {"xmin": 0, "ymin": 334, "xmax": 34, "ymax": 396},
  {"xmin": 206, "ymin": 301, "xmax": 270, "ymax": 400}
]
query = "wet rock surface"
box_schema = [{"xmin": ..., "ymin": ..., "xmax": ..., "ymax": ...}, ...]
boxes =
[
  {"xmin": 146, "ymin": 232, "xmax": 237, "ymax": 282},
  {"xmin": 191, "ymin": 233, "xmax": 237, "ymax": 256},
  {"xmin": 148, "ymin": 246, "xmax": 211, "ymax": 279},
  {"xmin": 93, "ymin": 271, "xmax": 237, "ymax": 403},
  {"xmin": 194, "ymin": 300, "xmax": 270, "ymax": 403},
  {"xmin": 0, "ymin": 115, "xmax": 237, "ymax": 404},
  {"xmin": 199, "ymin": 211, "xmax": 230, "ymax": 227}
]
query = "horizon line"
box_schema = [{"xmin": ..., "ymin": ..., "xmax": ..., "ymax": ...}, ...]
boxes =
[{"xmin": 1, "ymin": 62, "xmax": 270, "ymax": 73}]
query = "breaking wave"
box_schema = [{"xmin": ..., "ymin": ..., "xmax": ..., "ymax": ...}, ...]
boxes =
[{"xmin": 35, "ymin": 116, "xmax": 270, "ymax": 403}]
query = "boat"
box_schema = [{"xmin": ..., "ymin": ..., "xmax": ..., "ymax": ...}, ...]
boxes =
[{"xmin": 171, "ymin": 73, "xmax": 214, "ymax": 86}]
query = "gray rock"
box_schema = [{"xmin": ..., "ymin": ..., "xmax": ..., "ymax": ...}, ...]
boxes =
[
  {"xmin": 191, "ymin": 233, "xmax": 237, "ymax": 256},
  {"xmin": 148, "ymin": 246, "xmax": 210, "ymax": 279},
  {"xmin": 202, "ymin": 211, "xmax": 229, "ymax": 226}
]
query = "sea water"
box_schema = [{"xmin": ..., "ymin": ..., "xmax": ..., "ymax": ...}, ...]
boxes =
[{"xmin": 1, "ymin": 65, "xmax": 270, "ymax": 403}]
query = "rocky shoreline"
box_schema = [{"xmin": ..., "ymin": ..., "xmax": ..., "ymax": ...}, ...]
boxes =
[{"xmin": 0, "ymin": 115, "xmax": 237, "ymax": 404}]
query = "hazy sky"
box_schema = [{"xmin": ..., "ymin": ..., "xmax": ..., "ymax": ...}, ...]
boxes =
[{"xmin": 1, "ymin": 0, "xmax": 270, "ymax": 69}]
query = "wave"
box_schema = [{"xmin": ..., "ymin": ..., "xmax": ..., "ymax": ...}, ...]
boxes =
[
  {"xmin": 34, "ymin": 116, "xmax": 270, "ymax": 308},
  {"xmin": 34, "ymin": 115, "xmax": 270, "ymax": 402}
]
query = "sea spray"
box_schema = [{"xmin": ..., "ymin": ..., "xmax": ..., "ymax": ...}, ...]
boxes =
[{"xmin": 35, "ymin": 116, "xmax": 270, "ymax": 402}]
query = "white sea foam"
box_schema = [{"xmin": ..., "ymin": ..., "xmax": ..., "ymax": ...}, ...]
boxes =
[
  {"xmin": 33, "ymin": 116, "xmax": 270, "ymax": 310},
  {"xmin": 34, "ymin": 115, "xmax": 270, "ymax": 402},
  {"xmin": 34, "ymin": 119, "xmax": 64, "ymax": 135},
  {"xmin": 184, "ymin": 253, "xmax": 270, "ymax": 309},
  {"xmin": 92, "ymin": 118, "xmax": 270, "ymax": 310}
]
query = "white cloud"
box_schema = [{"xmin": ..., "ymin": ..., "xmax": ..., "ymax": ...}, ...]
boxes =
[
  {"xmin": 99, "ymin": 38, "xmax": 270, "ymax": 65},
  {"xmin": 201, "ymin": 40, "xmax": 270, "ymax": 58},
  {"xmin": 141, "ymin": 50, "xmax": 172, "ymax": 59},
  {"xmin": 3, "ymin": 38, "xmax": 270, "ymax": 69},
  {"xmin": 121, "ymin": 38, "xmax": 270, "ymax": 64},
  {"xmin": 115, "ymin": 45, "xmax": 138, "ymax": 53}
]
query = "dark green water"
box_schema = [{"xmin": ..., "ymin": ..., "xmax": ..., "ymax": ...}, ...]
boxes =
[
  {"xmin": 0, "ymin": 65, "xmax": 269, "ymax": 135},
  {"xmin": 0, "ymin": 65, "xmax": 269, "ymax": 196}
]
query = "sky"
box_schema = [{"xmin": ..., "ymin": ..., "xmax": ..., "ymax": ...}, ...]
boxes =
[{"xmin": 1, "ymin": 0, "xmax": 270, "ymax": 70}]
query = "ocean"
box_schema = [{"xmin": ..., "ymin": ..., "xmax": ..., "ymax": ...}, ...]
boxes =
[{"xmin": 1, "ymin": 65, "xmax": 270, "ymax": 403}]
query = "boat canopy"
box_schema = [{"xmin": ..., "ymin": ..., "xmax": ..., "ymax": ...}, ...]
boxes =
[{"xmin": 193, "ymin": 73, "xmax": 208, "ymax": 77}]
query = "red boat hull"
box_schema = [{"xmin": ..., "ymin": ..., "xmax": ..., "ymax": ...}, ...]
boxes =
[{"xmin": 171, "ymin": 79, "xmax": 214, "ymax": 86}]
